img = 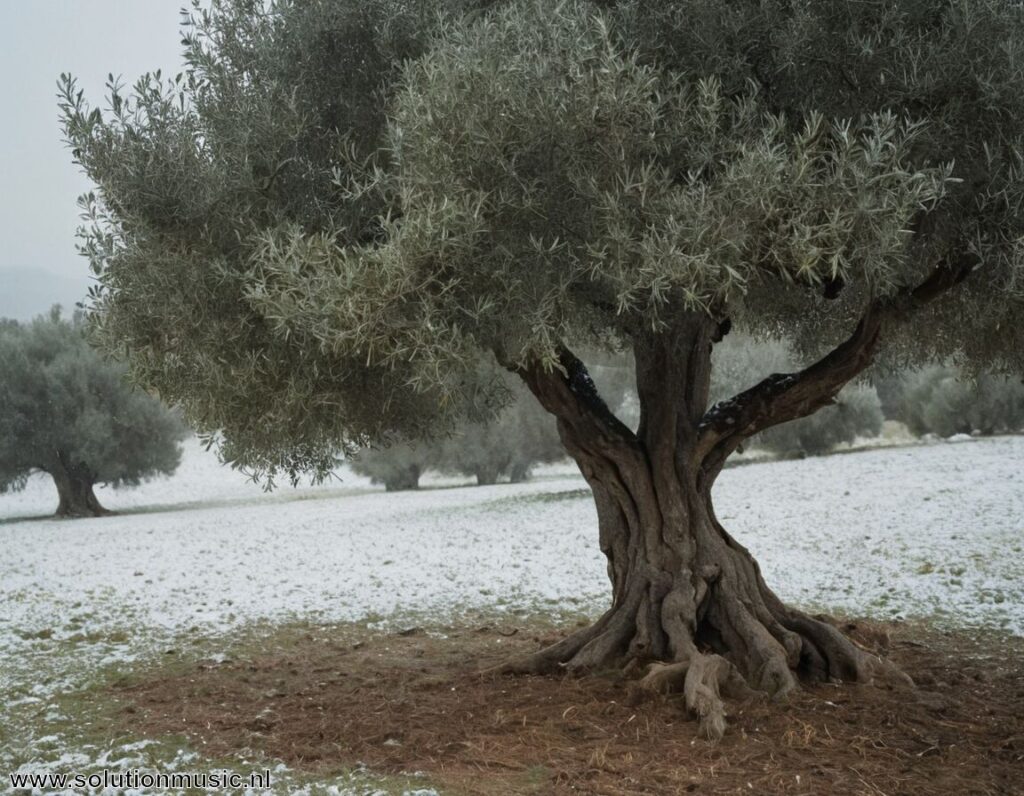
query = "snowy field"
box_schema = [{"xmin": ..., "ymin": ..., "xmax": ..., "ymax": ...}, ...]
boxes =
[{"xmin": 1, "ymin": 436, "xmax": 1022, "ymax": 794}]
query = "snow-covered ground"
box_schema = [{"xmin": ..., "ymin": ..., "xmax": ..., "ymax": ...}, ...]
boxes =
[
  {"xmin": 1, "ymin": 435, "xmax": 1021, "ymax": 794},
  {"xmin": 4, "ymin": 435, "xmax": 1021, "ymax": 643}
]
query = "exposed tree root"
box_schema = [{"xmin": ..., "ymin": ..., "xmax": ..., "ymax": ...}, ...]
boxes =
[
  {"xmin": 491, "ymin": 609, "xmax": 616, "ymax": 675},
  {"xmin": 494, "ymin": 588, "xmax": 912, "ymax": 741},
  {"xmin": 782, "ymin": 611, "xmax": 913, "ymax": 688},
  {"xmin": 636, "ymin": 653, "xmax": 755, "ymax": 740}
]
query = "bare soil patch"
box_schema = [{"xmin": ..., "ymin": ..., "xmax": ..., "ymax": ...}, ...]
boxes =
[{"xmin": 116, "ymin": 619, "xmax": 1024, "ymax": 795}]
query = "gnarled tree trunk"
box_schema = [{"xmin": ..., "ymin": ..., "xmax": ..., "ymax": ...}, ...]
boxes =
[
  {"xmin": 51, "ymin": 456, "xmax": 109, "ymax": 518},
  {"xmin": 501, "ymin": 312, "xmax": 908, "ymax": 739}
]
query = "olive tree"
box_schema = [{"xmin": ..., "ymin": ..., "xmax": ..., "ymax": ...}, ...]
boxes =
[
  {"xmin": 351, "ymin": 369, "xmax": 562, "ymax": 488},
  {"xmin": 349, "ymin": 438, "xmax": 434, "ymax": 491},
  {"xmin": 895, "ymin": 365, "xmax": 1024, "ymax": 438},
  {"xmin": 436, "ymin": 378, "xmax": 564, "ymax": 484},
  {"xmin": 62, "ymin": 0, "xmax": 1024, "ymax": 738},
  {"xmin": 0, "ymin": 310, "xmax": 186, "ymax": 517}
]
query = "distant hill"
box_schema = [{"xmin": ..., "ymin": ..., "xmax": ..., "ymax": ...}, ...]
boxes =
[{"xmin": 0, "ymin": 266, "xmax": 90, "ymax": 321}]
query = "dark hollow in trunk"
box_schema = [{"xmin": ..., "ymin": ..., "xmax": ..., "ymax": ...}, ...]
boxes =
[
  {"xmin": 51, "ymin": 458, "xmax": 110, "ymax": 518},
  {"xmin": 503, "ymin": 313, "xmax": 909, "ymax": 740}
]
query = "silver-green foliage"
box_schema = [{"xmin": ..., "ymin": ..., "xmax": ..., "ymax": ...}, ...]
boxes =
[
  {"xmin": 0, "ymin": 310, "xmax": 187, "ymax": 494},
  {"xmin": 60, "ymin": 0, "xmax": 1024, "ymax": 480},
  {"xmin": 61, "ymin": 0, "xmax": 479, "ymax": 484}
]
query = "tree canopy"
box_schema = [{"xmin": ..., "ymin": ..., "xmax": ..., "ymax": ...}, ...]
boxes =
[
  {"xmin": 60, "ymin": 0, "xmax": 1024, "ymax": 481},
  {"xmin": 0, "ymin": 310, "xmax": 187, "ymax": 516},
  {"xmin": 60, "ymin": 0, "xmax": 1024, "ymax": 739}
]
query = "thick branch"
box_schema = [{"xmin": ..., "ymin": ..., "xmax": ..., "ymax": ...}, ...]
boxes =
[
  {"xmin": 697, "ymin": 307, "xmax": 884, "ymax": 479},
  {"xmin": 902, "ymin": 252, "xmax": 977, "ymax": 306},
  {"xmin": 697, "ymin": 255, "xmax": 977, "ymax": 478},
  {"xmin": 516, "ymin": 346, "xmax": 638, "ymax": 452}
]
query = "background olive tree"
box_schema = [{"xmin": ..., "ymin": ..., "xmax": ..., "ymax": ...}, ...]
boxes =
[
  {"xmin": 350, "ymin": 367, "xmax": 563, "ymax": 488},
  {"xmin": 349, "ymin": 438, "xmax": 435, "ymax": 491},
  {"xmin": 0, "ymin": 310, "xmax": 186, "ymax": 517},
  {"xmin": 878, "ymin": 366, "xmax": 1024, "ymax": 438},
  {"xmin": 435, "ymin": 379, "xmax": 564, "ymax": 485},
  {"xmin": 62, "ymin": 0, "xmax": 1024, "ymax": 738}
]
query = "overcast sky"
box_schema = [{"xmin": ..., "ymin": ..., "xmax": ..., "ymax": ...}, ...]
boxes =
[{"xmin": 1, "ymin": 2, "xmax": 184, "ymax": 320}]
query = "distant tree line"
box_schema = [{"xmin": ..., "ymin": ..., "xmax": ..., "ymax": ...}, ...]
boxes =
[
  {"xmin": 350, "ymin": 376, "xmax": 565, "ymax": 490},
  {"xmin": 878, "ymin": 366, "xmax": 1024, "ymax": 440},
  {"xmin": 5, "ymin": 312, "xmax": 1014, "ymax": 507}
]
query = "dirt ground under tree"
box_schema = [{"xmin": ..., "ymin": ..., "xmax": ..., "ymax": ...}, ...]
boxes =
[{"xmin": 115, "ymin": 618, "xmax": 1024, "ymax": 795}]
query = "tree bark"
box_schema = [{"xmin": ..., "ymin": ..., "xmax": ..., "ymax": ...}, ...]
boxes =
[
  {"xmin": 51, "ymin": 456, "xmax": 110, "ymax": 518},
  {"xmin": 502, "ymin": 315, "xmax": 908, "ymax": 740}
]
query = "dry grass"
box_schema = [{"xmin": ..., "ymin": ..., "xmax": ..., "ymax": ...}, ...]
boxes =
[{"xmin": 115, "ymin": 618, "xmax": 1024, "ymax": 795}]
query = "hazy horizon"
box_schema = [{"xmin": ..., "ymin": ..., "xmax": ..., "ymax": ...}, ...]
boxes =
[{"xmin": 1, "ymin": 2, "xmax": 183, "ymax": 321}]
